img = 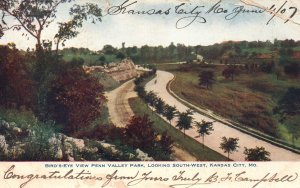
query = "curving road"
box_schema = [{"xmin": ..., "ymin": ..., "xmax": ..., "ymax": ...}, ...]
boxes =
[
  {"xmin": 106, "ymin": 79, "xmax": 137, "ymax": 127},
  {"xmin": 145, "ymin": 70, "xmax": 300, "ymax": 161}
]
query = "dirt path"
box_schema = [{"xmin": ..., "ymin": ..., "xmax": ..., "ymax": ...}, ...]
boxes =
[
  {"xmin": 106, "ymin": 79, "xmax": 137, "ymax": 127},
  {"xmin": 145, "ymin": 70, "xmax": 300, "ymax": 161},
  {"xmin": 106, "ymin": 78, "xmax": 198, "ymax": 161}
]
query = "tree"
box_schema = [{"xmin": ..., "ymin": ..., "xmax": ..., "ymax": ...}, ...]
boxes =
[
  {"xmin": 145, "ymin": 91, "xmax": 157, "ymax": 110},
  {"xmin": 124, "ymin": 115, "xmax": 157, "ymax": 152},
  {"xmin": 0, "ymin": 0, "xmax": 102, "ymax": 52},
  {"xmin": 220, "ymin": 137, "xmax": 239, "ymax": 160},
  {"xmin": 164, "ymin": 105, "xmax": 177, "ymax": 126},
  {"xmin": 274, "ymin": 87, "xmax": 300, "ymax": 146},
  {"xmin": 116, "ymin": 51, "xmax": 126, "ymax": 59},
  {"xmin": 55, "ymin": 3, "xmax": 102, "ymax": 53},
  {"xmin": 244, "ymin": 146, "xmax": 271, "ymax": 161},
  {"xmin": 135, "ymin": 85, "xmax": 146, "ymax": 98},
  {"xmin": 157, "ymin": 131, "xmax": 174, "ymax": 160},
  {"xmin": 274, "ymin": 87, "xmax": 300, "ymax": 120},
  {"xmin": 176, "ymin": 110, "xmax": 193, "ymax": 137},
  {"xmin": 222, "ymin": 66, "xmax": 238, "ymax": 80},
  {"xmin": 195, "ymin": 120, "xmax": 214, "ymax": 149},
  {"xmin": 48, "ymin": 68, "xmax": 106, "ymax": 133},
  {"xmin": 99, "ymin": 55, "xmax": 106, "ymax": 62},
  {"xmin": 99, "ymin": 55, "xmax": 106, "ymax": 66},
  {"xmin": 198, "ymin": 70, "xmax": 215, "ymax": 89},
  {"xmin": 102, "ymin": 45, "xmax": 116, "ymax": 55},
  {"xmin": 0, "ymin": 44, "xmax": 34, "ymax": 108},
  {"xmin": 154, "ymin": 97, "xmax": 165, "ymax": 115},
  {"xmin": 124, "ymin": 115, "xmax": 173, "ymax": 160}
]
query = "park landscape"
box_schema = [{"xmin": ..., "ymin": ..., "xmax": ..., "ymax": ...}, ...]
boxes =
[{"xmin": 0, "ymin": 0, "xmax": 300, "ymax": 161}]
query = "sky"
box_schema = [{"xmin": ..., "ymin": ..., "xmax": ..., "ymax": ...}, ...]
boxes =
[{"xmin": 1, "ymin": 0, "xmax": 300, "ymax": 50}]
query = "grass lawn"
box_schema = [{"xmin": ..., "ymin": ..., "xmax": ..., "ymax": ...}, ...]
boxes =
[
  {"xmin": 156, "ymin": 63, "xmax": 300, "ymax": 148},
  {"xmin": 129, "ymin": 97, "xmax": 227, "ymax": 161}
]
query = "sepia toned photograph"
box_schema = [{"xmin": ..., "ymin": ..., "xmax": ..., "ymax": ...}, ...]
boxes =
[{"xmin": 0, "ymin": 0, "xmax": 300, "ymax": 165}]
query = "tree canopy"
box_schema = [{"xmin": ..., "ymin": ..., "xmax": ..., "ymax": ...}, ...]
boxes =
[
  {"xmin": 195, "ymin": 120, "xmax": 214, "ymax": 149},
  {"xmin": 274, "ymin": 87, "xmax": 300, "ymax": 121},
  {"xmin": 198, "ymin": 70, "xmax": 215, "ymax": 89},
  {"xmin": 220, "ymin": 137, "xmax": 239, "ymax": 160},
  {"xmin": 176, "ymin": 110, "xmax": 193, "ymax": 137},
  {"xmin": 244, "ymin": 146, "xmax": 271, "ymax": 161}
]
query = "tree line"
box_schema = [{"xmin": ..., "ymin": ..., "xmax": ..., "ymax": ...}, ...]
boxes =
[{"xmin": 134, "ymin": 70, "xmax": 271, "ymax": 161}]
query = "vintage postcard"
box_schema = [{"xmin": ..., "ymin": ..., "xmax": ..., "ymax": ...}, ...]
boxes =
[{"xmin": 0, "ymin": 0, "xmax": 300, "ymax": 187}]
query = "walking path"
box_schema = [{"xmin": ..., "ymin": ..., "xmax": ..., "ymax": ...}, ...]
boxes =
[{"xmin": 106, "ymin": 79, "xmax": 137, "ymax": 127}]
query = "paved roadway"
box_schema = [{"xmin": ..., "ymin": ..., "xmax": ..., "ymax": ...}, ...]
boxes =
[{"xmin": 145, "ymin": 70, "xmax": 300, "ymax": 161}]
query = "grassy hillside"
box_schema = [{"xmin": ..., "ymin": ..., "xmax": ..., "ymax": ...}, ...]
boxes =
[{"xmin": 91, "ymin": 72, "xmax": 120, "ymax": 91}]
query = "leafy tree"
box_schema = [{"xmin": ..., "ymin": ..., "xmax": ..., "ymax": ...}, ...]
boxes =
[
  {"xmin": 55, "ymin": 3, "xmax": 102, "ymax": 53},
  {"xmin": 0, "ymin": 44, "xmax": 35, "ymax": 108},
  {"xmin": 198, "ymin": 70, "xmax": 215, "ymax": 89},
  {"xmin": 99, "ymin": 55, "xmax": 106, "ymax": 63},
  {"xmin": 176, "ymin": 110, "xmax": 193, "ymax": 137},
  {"xmin": 164, "ymin": 105, "xmax": 177, "ymax": 125},
  {"xmin": 135, "ymin": 85, "xmax": 146, "ymax": 98},
  {"xmin": 195, "ymin": 120, "xmax": 214, "ymax": 149},
  {"xmin": 102, "ymin": 45, "xmax": 116, "ymax": 55},
  {"xmin": 0, "ymin": 0, "xmax": 102, "ymax": 52},
  {"xmin": 116, "ymin": 51, "xmax": 126, "ymax": 59},
  {"xmin": 275, "ymin": 87, "xmax": 300, "ymax": 146},
  {"xmin": 274, "ymin": 87, "xmax": 300, "ymax": 121},
  {"xmin": 124, "ymin": 115, "xmax": 173, "ymax": 160},
  {"xmin": 48, "ymin": 68, "xmax": 106, "ymax": 133},
  {"xmin": 145, "ymin": 91, "xmax": 158, "ymax": 111},
  {"xmin": 154, "ymin": 97, "xmax": 165, "ymax": 115},
  {"xmin": 124, "ymin": 115, "xmax": 157, "ymax": 151},
  {"xmin": 244, "ymin": 146, "xmax": 271, "ymax": 161},
  {"xmin": 157, "ymin": 131, "xmax": 173, "ymax": 160},
  {"xmin": 220, "ymin": 137, "xmax": 239, "ymax": 160},
  {"xmin": 222, "ymin": 66, "xmax": 239, "ymax": 80}
]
